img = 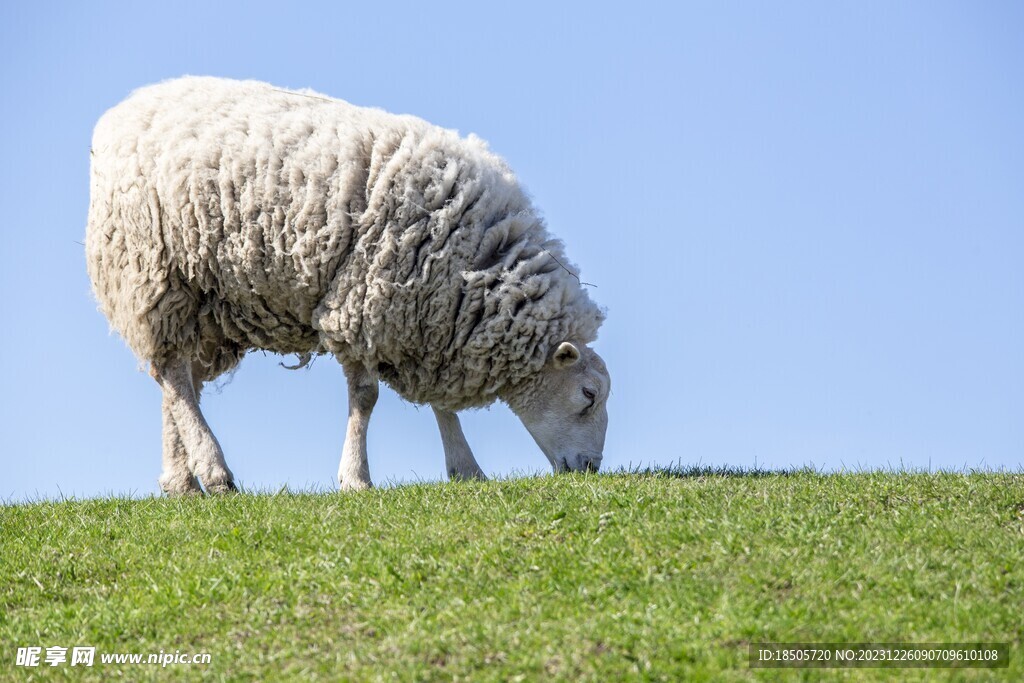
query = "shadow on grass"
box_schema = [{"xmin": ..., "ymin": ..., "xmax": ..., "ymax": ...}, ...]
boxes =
[
  {"xmin": 607, "ymin": 462, "xmax": 1024, "ymax": 480},
  {"xmin": 610, "ymin": 463, "xmax": 817, "ymax": 479}
]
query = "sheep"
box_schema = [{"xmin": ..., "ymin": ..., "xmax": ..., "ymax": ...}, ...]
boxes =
[{"xmin": 86, "ymin": 76, "xmax": 611, "ymax": 494}]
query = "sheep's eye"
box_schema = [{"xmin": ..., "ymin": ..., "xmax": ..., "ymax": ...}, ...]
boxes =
[{"xmin": 579, "ymin": 387, "xmax": 597, "ymax": 417}]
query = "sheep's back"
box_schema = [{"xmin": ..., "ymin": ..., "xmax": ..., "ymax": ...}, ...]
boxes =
[{"xmin": 86, "ymin": 77, "xmax": 412, "ymax": 359}]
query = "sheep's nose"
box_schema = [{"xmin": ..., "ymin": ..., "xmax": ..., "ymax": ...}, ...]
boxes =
[{"xmin": 584, "ymin": 456, "xmax": 602, "ymax": 473}]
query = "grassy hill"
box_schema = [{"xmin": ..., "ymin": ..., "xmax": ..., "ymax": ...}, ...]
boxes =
[{"xmin": 2, "ymin": 469, "xmax": 1022, "ymax": 681}]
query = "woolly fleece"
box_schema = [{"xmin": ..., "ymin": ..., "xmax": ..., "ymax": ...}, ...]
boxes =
[{"xmin": 86, "ymin": 76, "xmax": 604, "ymax": 411}]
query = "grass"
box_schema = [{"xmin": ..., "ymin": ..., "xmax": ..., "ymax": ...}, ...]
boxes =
[{"xmin": 1, "ymin": 468, "xmax": 1023, "ymax": 681}]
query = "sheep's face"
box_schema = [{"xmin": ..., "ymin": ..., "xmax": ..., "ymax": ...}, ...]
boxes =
[{"xmin": 513, "ymin": 342, "xmax": 610, "ymax": 473}]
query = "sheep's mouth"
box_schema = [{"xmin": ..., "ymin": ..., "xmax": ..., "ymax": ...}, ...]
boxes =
[
  {"xmin": 553, "ymin": 454, "xmax": 602, "ymax": 473},
  {"xmin": 582, "ymin": 452, "xmax": 604, "ymax": 472}
]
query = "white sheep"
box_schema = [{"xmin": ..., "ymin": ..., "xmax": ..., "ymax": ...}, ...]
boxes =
[{"xmin": 86, "ymin": 76, "xmax": 610, "ymax": 493}]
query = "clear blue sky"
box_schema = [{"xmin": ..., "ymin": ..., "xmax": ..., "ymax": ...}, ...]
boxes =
[{"xmin": 1, "ymin": 2, "xmax": 1021, "ymax": 500}]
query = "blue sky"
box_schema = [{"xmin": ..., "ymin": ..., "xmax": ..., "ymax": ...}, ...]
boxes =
[{"xmin": 1, "ymin": 2, "xmax": 1021, "ymax": 500}]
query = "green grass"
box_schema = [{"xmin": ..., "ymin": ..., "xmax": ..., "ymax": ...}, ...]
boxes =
[{"xmin": 2, "ymin": 469, "xmax": 1023, "ymax": 681}]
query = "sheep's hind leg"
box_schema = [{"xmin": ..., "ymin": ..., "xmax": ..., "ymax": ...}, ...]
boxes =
[
  {"xmin": 153, "ymin": 358, "xmax": 237, "ymax": 494},
  {"xmin": 157, "ymin": 395, "xmax": 202, "ymax": 495},
  {"xmin": 150, "ymin": 363, "xmax": 201, "ymax": 495},
  {"xmin": 338, "ymin": 364, "xmax": 377, "ymax": 491},
  {"xmin": 432, "ymin": 408, "xmax": 487, "ymax": 481}
]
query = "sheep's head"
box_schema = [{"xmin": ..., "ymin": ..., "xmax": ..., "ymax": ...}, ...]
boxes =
[{"xmin": 510, "ymin": 342, "xmax": 610, "ymax": 473}]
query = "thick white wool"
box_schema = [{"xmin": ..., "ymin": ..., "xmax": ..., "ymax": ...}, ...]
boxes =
[{"xmin": 86, "ymin": 77, "xmax": 604, "ymax": 410}]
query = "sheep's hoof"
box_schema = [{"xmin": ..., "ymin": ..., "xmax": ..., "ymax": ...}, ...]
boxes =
[
  {"xmin": 159, "ymin": 472, "xmax": 203, "ymax": 497},
  {"xmin": 339, "ymin": 479, "xmax": 372, "ymax": 493},
  {"xmin": 448, "ymin": 470, "xmax": 487, "ymax": 482},
  {"xmin": 205, "ymin": 479, "xmax": 239, "ymax": 494}
]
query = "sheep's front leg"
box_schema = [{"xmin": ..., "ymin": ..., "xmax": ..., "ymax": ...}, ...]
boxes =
[
  {"xmin": 432, "ymin": 407, "xmax": 486, "ymax": 481},
  {"xmin": 153, "ymin": 358, "xmax": 236, "ymax": 494},
  {"xmin": 339, "ymin": 364, "xmax": 377, "ymax": 491}
]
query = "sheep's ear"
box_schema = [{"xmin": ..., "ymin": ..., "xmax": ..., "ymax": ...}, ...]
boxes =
[{"xmin": 552, "ymin": 342, "xmax": 581, "ymax": 369}]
